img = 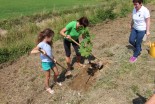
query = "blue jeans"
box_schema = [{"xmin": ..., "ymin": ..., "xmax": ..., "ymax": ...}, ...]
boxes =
[{"xmin": 129, "ymin": 28, "xmax": 146, "ymax": 57}]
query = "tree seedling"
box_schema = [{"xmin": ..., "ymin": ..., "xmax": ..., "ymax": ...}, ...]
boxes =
[{"xmin": 78, "ymin": 27, "xmax": 95, "ymax": 57}]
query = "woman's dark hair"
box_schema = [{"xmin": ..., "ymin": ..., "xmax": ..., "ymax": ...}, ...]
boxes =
[
  {"xmin": 37, "ymin": 28, "xmax": 54, "ymax": 46},
  {"xmin": 78, "ymin": 17, "xmax": 89, "ymax": 28},
  {"xmin": 133, "ymin": 0, "xmax": 143, "ymax": 4}
]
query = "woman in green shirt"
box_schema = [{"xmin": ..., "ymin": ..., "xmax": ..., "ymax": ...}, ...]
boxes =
[{"xmin": 60, "ymin": 17, "xmax": 89, "ymax": 76}]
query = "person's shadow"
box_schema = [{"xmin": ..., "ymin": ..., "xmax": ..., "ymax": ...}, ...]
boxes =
[
  {"xmin": 126, "ymin": 45, "xmax": 135, "ymax": 51},
  {"xmin": 57, "ymin": 69, "xmax": 67, "ymax": 82},
  {"xmin": 132, "ymin": 93, "xmax": 147, "ymax": 104},
  {"xmin": 126, "ymin": 44, "xmax": 150, "ymax": 53}
]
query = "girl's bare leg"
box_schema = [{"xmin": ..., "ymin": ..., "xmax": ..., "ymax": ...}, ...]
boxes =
[
  {"xmin": 52, "ymin": 66, "xmax": 62, "ymax": 86},
  {"xmin": 66, "ymin": 56, "xmax": 71, "ymax": 70},
  {"xmin": 52, "ymin": 66, "xmax": 59, "ymax": 82},
  {"xmin": 65, "ymin": 57, "xmax": 72, "ymax": 76},
  {"xmin": 45, "ymin": 70, "xmax": 50, "ymax": 88}
]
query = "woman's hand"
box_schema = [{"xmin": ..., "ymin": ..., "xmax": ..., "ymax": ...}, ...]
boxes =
[
  {"xmin": 53, "ymin": 59, "xmax": 57, "ymax": 63},
  {"xmin": 130, "ymin": 19, "xmax": 134, "ymax": 32},
  {"xmin": 59, "ymin": 28, "xmax": 72, "ymax": 40},
  {"xmin": 146, "ymin": 31, "xmax": 150, "ymax": 36},
  {"xmin": 66, "ymin": 35, "xmax": 71, "ymax": 39},
  {"xmin": 130, "ymin": 27, "xmax": 133, "ymax": 32}
]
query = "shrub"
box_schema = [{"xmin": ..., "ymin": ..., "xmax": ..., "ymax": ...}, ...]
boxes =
[{"xmin": 0, "ymin": 43, "xmax": 33, "ymax": 63}]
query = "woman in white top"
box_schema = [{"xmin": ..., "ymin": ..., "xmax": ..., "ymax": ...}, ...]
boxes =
[{"xmin": 129, "ymin": 0, "xmax": 150, "ymax": 63}]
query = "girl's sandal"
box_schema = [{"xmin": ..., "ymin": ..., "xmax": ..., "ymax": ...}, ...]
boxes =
[{"xmin": 46, "ymin": 88, "xmax": 54, "ymax": 94}]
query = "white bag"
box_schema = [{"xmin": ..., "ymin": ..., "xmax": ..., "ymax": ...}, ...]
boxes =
[{"xmin": 143, "ymin": 34, "xmax": 147, "ymax": 41}]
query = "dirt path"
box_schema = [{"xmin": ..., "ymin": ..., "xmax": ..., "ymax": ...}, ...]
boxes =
[{"xmin": 0, "ymin": 5, "xmax": 155, "ymax": 104}]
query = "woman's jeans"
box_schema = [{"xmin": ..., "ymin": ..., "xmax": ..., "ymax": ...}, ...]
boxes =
[{"xmin": 129, "ymin": 28, "xmax": 146, "ymax": 57}]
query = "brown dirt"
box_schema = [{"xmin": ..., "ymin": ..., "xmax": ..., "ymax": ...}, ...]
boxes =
[
  {"xmin": 69, "ymin": 65, "xmax": 96, "ymax": 91},
  {"xmin": 69, "ymin": 61, "xmax": 107, "ymax": 91},
  {"xmin": 0, "ymin": 4, "xmax": 155, "ymax": 104}
]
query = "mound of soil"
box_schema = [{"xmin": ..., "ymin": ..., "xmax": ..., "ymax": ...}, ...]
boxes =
[
  {"xmin": 69, "ymin": 65, "xmax": 97, "ymax": 91},
  {"xmin": 69, "ymin": 61, "xmax": 108, "ymax": 91}
]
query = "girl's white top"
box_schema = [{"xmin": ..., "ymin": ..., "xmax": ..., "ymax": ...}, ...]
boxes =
[
  {"xmin": 132, "ymin": 5, "xmax": 150, "ymax": 31},
  {"xmin": 38, "ymin": 41, "xmax": 53, "ymax": 62}
]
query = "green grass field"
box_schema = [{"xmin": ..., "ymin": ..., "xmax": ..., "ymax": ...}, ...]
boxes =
[{"xmin": 0, "ymin": 0, "xmax": 100, "ymax": 19}]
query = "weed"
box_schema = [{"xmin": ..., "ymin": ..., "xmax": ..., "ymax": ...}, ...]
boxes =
[
  {"xmin": 145, "ymin": 90, "xmax": 153, "ymax": 98},
  {"xmin": 104, "ymin": 50, "xmax": 115, "ymax": 57},
  {"xmin": 0, "ymin": 43, "xmax": 33, "ymax": 63},
  {"xmin": 131, "ymin": 85, "xmax": 140, "ymax": 94},
  {"xmin": 117, "ymin": 61, "xmax": 136, "ymax": 75}
]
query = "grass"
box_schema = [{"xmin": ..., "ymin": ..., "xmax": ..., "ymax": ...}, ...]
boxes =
[
  {"xmin": 131, "ymin": 85, "xmax": 140, "ymax": 94},
  {"xmin": 117, "ymin": 61, "xmax": 136, "ymax": 75},
  {"xmin": 0, "ymin": 0, "xmax": 133, "ymax": 63},
  {"xmin": 0, "ymin": 0, "xmax": 99, "ymax": 19}
]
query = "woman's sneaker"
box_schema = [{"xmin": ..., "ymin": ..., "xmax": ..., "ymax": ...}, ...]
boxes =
[
  {"xmin": 129, "ymin": 56, "xmax": 137, "ymax": 63},
  {"xmin": 65, "ymin": 70, "xmax": 72, "ymax": 77},
  {"xmin": 56, "ymin": 82, "xmax": 62, "ymax": 86}
]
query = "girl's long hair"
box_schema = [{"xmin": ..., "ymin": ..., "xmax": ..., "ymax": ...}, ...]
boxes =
[{"xmin": 37, "ymin": 28, "xmax": 54, "ymax": 47}]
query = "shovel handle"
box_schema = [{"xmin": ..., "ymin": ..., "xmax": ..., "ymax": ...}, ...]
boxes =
[
  {"xmin": 39, "ymin": 48, "xmax": 67, "ymax": 70},
  {"xmin": 39, "ymin": 48, "xmax": 54, "ymax": 61},
  {"xmin": 69, "ymin": 38, "xmax": 81, "ymax": 46}
]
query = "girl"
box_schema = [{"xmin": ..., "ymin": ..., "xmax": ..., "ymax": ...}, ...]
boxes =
[
  {"xmin": 31, "ymin": 28, "xmax": 62, "ymax": 94},
  {"xmin": 129, "ymin": 0, "xmax": 150, "ymax": 63},
  {"xmin": 60, "ymin": 17, "xmax": 89, "ymax": 76}
]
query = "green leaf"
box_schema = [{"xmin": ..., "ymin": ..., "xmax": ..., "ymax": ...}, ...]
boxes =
[{"xmin": 78, "ymin": 30, "xmax": 95, "ymax": 57}]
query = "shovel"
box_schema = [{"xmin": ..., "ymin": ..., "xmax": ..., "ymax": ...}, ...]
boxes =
[
  {"xmin": 39, "ymin": 49, "xmax": 67, "ymax": 70},
  {"xmin": 69, "ymin": 38, "xmax": 103, "ymax": 70}
]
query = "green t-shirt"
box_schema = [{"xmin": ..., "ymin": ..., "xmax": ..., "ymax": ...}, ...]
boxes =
[{"xmin": 65, "ymin": 21, "xmax": 83, "ymax": 40}]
